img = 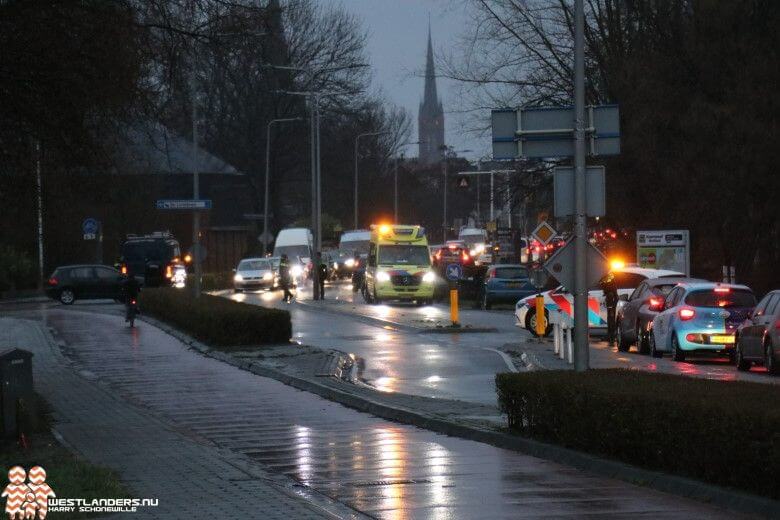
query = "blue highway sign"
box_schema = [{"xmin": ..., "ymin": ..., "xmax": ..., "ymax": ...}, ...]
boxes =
[{"xmin": 445, "ymin": 263, "xmax": 463, "ymax": 282}]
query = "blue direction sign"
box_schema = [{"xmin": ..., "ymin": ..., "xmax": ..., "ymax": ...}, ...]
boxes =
[
  {"xmin": 445, "ymin": 263, "xmax": 463, "ymax": 282},
  {"xmin": 82, "ymin": 218, "xmax": 99, "ymax": 235},
  {"xmin": 156, "ymin": 199, "xmax": 212, "ymax": 210}
]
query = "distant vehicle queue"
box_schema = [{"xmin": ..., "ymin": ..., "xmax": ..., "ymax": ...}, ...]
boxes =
[{"xmin": 44, "ymin": 224, "xmax": 775, "ymax": 375}]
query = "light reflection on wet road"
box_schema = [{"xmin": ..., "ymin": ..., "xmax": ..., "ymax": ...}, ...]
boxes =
[
  {"xmin": 224, "ymin": 282, "xmax": 523, "ymax": 404},
  {"xmin": 31, "ymin": 308, "xmax": 740, "ymax": 519}
]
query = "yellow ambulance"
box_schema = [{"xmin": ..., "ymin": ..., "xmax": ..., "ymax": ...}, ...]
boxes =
[{"xmin": 363, "ymin": 224, "xmax": 436, "ymax": 305}]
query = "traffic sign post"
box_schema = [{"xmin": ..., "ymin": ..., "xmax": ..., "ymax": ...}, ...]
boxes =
[
  {"xmin": 491, "ymin": 105, "xmax": 620, "ymax": 160},
  {"xmin": 553, "ymin": 166, "xmax": 605, "ymax": 217},
  {"xmin": 156, "ymin": 199, "xmax": 212, "ymax": 210},
  {"xmin": 445, "ymin": 263, "xmax": 462, "ymax": 327},
  {"xmin": 82, "ymin": 218, "xmax": 102, "ymax": 263},
  {"xmin": 531, "ymin": 221, "xmax": 557, "ymax": 246}
]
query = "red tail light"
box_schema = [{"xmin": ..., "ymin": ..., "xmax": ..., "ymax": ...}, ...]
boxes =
[
  {"xmin": 775, "ymin": 318, "xmax": 780, "ymax": 330},
  {"xmin": 120, "ymin": 265, "xmax": 128, "ymax": 275},
  {"xmin": 648, "ymin": 297, "xmax": 663, "ymax": 310},
  {"xmin": 131, "ymin": 299, "xmax": 137, "ymax": 305},
  {"xmin": 47, "ymin": 277, "xmax": 58, "ymax": 286},
  {"xmin": 165, "ymin": 265, "xmax": 173, "ymax": 278},
  {"xmin": 462, "ymin": 251, "xmax": 470, "ymax": 262},
  {"xmin": 679, "ymin": 308, "xmax": 695, "ymax": 321},
  {"xmin": 714, "ymin": 286, "xmax": 730, "ymax": 293},
  {"xmin": 489, "ymin": 270, "xmax": 497, "ymax": 278}
]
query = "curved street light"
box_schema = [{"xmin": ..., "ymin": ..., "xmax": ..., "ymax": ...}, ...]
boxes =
[{"xmin": 263, "ymin": 117, "xmax": 303, "ymax": 255}]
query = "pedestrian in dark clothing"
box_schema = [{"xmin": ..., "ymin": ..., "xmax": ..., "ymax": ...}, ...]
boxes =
[
  {"xmin": 279, "ymin": 254, "xmax": 294, "ymax": 303},
  {"xmin": 601, "ymin": 274, "xmax": 619, "ymax": 346},
  {"xmin": 316, "ymin": 252, "xmax": 327, "ymax": 299}
]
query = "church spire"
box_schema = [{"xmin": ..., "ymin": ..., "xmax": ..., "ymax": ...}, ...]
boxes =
[
  {"xmin": 418, "ymin": 22, "xmax": 445, "ymax": 165},
  {"xmin": 423, "ymin": 20, "xmax": 439, "ymax": 108}
]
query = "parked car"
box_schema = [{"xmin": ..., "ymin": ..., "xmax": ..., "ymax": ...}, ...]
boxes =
[
  {"xmin": 515, "ymin": 267, "xmax": 683, "ymax": 337},
  {"xmin": 735, "ymin": 290, "xmax": 780, "ymax": 374},
  {"xmin": 233, "ymin": 258, "xmax": 275, "ymax": 292},
  {"xmin": 616, "ymin": 276, "xmax": 706, "ymax": 353},
  {"xmin": 480, "ymin": 264, "xmax": 536, "ymax": 309},
  {"xmin": 649, "ymin": 283, "xmax": 756, "ymax": 361},
  {"xmin": 46, "ymin": 265, "xmax": 125, "ymax": 304}
]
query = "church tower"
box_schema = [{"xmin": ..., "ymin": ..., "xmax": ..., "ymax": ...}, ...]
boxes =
[{"xmin": 418, "ymin": 24, "xmax": 445, "ymax": 164}]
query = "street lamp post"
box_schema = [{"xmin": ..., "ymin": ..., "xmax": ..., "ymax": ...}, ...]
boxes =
[
  {"xmin": 263, "ymin": 117, "xmax": 302, "ymax": 255},
  {"xmin": 353, "ymin": 131, "xmax": 389, "ymax": 229},
  {"xmin": 191, "ymin": 77, "xmax": 202, "ymax": 298},
  {"xmin": 440, "ymin": 146, "xmax": 472, "ymax": 241},
  {"xmin": 276, "ymin": 89, "xmax": 346, "ymax": 300}
]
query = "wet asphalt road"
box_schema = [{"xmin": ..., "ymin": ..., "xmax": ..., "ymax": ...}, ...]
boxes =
[
  {"xmin": 225, "ymin": 281, "xmax": 523, "ymax": 404},
  {"xmin": 221, "ymin": 281, "xmax": 780, "ymax": 402},
  {"xmin": 21, "ymin": 307, "xmax": 742, "ymax": 519}
]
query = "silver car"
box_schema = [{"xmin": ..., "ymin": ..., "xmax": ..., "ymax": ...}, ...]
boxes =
[{"xmin": 233, "ymin": 258, "xmax": 275, "ymax": 292}]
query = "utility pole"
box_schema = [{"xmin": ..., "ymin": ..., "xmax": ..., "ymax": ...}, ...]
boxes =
[
  {"xmin": 573, "ymin": 0, "xmax": 589, "ymax": 371},
  {"xmin": 264, "ymin": 117, "xmax": 302, "ymax": 255},
  {"xmin": 441, "ymin": 147, "xmax": 448, "ymax": 241},
  {"xmin": 35, "ymin": 140, "xmax": 44, "ymax": 290},
  {"xmin": 277, "ymin": 88, "xmax": 358, "ymax": 301},
  {"xmin": 191, "ymin": 78, "xmax": 202, "ymax": 298},
  {"xmin": 310, "ymin": 95, "xmax": 320, "ymax": 300}
]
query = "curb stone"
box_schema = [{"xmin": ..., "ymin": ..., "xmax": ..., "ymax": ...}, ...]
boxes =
[{"xmin": 139, "ymin": 314, "xmax": 780, "ymax": 519}]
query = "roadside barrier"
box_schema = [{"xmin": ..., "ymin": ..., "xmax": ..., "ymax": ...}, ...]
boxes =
[{"xmin": 549, "ymin": 310, "xmax": 573, "ymax": 364}]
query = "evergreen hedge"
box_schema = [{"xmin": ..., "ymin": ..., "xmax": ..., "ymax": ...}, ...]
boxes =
[
  {"xmin": 140, "ymin": 288, "xmax": 291, "ymax": 346},
  {"xmin": 496, "ymin": 369, "xmax": 780, "ymax": 498}
]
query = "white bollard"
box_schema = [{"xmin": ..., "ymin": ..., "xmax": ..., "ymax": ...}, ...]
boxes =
[
  {"xmin": 553, "ymin": 322, "xmax": 561, "ymax": 355},
  {"xmin": 566, "ymin": 326, "xmax": 574, "ymax": 363}
]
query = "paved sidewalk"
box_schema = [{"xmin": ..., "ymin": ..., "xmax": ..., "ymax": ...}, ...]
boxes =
[{"xmin": 0, "ymin": 317, "xmax": 360, "ymax": 520}]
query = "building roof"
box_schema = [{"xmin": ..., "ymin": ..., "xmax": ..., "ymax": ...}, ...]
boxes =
[{"xmin": 115, "ymin": 122, "xmax": 241, "ymax": 176}]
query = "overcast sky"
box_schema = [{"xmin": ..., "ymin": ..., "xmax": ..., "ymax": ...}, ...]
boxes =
[{"xmin": 334, "ymin": 0, "xmax": 481, "ymax": 160}]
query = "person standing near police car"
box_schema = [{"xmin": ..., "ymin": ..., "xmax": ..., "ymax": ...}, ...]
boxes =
[{"xmin": 601, "ymin": 273, "xmax": 619, "ymax": 346}]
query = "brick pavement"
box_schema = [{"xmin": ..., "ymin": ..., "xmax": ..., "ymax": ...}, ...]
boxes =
[{"xmin": 0, "ymin": 317, "xmax": 362, "ymax": 520}]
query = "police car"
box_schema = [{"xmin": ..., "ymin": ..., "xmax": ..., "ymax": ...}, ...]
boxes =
[{"xmin": 515, "ymin": 267, "xmax": 683, "ymax": 337}]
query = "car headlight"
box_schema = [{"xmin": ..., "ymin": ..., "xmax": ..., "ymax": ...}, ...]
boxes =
[
  {"xmin": 345, "ymin": 258, "xmax": 356, "ymax": 268},
  {"xmin": 263, "ymin": 272, "xmax": 272, "ymax": 281},
  {"xmin": 333, "ymin": 262, "xmax": 338, "ymax": 270},
  {"xmin": 422, "ymin": 271, "xmax": 436, "ymax": 283},
  {"xmin": 291, "ymin": 265, "xmax": 303, "ymax": 277},
  {"xmin": 234, "ymin": 273, "xmax": 243, "ymax": 282},
  {"xmin": 377, "ymin": 271, "xmax": 391, "ymax": 282}
]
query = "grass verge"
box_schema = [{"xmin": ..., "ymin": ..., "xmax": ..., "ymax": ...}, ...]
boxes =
[
  {"xmin": 496, "ymin": 369, "xmax": 780, "ymax": 499},
  {"xmin": 0, "ymin": 396, "xmax": 127, "ymax": 520}
]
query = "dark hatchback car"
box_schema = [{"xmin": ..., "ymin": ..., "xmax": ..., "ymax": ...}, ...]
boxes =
[
  {"xmin": 480, "ymin": 264, "xmax": 536, "ymax": 309},
  {"xmin": 46, "ymin": 265, "xmax": 126, "ymax": 305},
  {"xmin": 119, "ymin": 232, "xmax": 182, "ymax": 287},
  {"xmin": 617, "ymin": 276, "xmax": 706, "ymax": 353},
  {"xmin": 735, "ymin": 290, "xmax": 780, "ymax": 374}
]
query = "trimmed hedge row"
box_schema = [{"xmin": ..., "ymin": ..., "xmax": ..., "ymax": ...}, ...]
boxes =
[
  {"xmin": 200, "ymin": 272, "xmax": 234, "ymax": 291},
  {"xmin": 140, "ymin": 288, "xmax": 291, "ymax": 346},
  {"xmin": 496, "ymin": 369, "xmax": 780, "ymax": 499}
]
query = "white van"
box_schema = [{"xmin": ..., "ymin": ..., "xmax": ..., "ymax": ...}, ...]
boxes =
[
  {"xmin": 273, "ymin": 228, "xmax": 313, "ymax": 265},
  {"xmin": 338, "ymin": 229, "xmax": 371, "ymax": 255}
]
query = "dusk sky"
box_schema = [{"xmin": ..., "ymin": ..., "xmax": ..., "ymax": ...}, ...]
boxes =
[{"xmin": 335, "ymin": 0, "xmax": 482, "ymax": 160}]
